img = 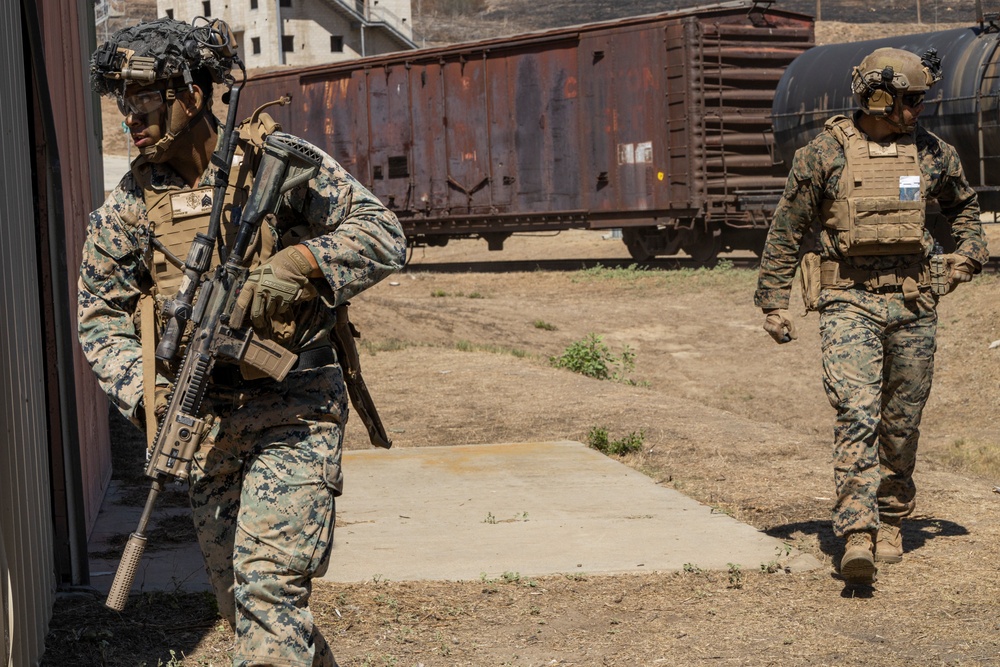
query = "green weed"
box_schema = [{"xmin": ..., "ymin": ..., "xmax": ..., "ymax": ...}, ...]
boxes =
[
  {"xmin": 573, "ymin": 259, "xmax": 754, "ymax": 291},
  {"xmin": 727, "ymin": 563, "xmax": 744, "ymax": 589},
  {"xmin": 550, "ymin": 333, "xmax": 636, "ymax": 382},
  {"xmin": 587, "ymin": 426, "xmax": 645, "ymax": 456}
]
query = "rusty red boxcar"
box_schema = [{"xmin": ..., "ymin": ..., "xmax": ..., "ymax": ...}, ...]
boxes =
[{"xmin": 239, "ymin": 1, "xmax": 815, "ymax": 262}]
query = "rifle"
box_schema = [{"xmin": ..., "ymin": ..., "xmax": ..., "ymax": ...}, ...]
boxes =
[{"xmin": 105, "ymin": 133, "xmax": 322, "ymax": 611}]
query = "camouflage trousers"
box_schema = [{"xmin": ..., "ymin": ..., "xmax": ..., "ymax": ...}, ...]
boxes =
[
  {"xmin": 818, "ymin": 288, "xmax": 937, "ymax": 537},
  {"xmin": 187, "ymin": 362, "xmax": 348, "ymax": 667}
]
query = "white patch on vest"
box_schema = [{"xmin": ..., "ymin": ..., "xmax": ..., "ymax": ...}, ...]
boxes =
[{"xmin": 899, "ymin": 175, "xmax": 921, "ymax": 201}]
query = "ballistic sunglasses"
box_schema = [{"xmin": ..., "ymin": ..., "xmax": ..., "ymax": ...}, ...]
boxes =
[{"xmin": 116, "ymin": 88, "xmax": 184, "ymax": 117}]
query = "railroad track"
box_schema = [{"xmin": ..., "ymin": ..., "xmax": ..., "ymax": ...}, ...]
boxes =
[
  {"xmin": 404, "ymin": 255, "xmax": 1000, "ymax": 275},
  {"xmin": 401, "ymin": 256, "xmax": 753, "ymax": 274}
]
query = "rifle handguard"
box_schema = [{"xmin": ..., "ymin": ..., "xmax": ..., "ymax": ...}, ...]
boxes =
[{"xmin": 146, "ymin": 411, "xmax": 207, "ymax": 480}]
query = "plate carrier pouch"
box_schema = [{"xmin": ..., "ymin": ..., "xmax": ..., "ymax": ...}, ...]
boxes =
[
  {"xmin": 797, "ymin": 251, "xmax": 822, "ymax": 312},
  {"xmin": 928, "ymin": 253, "xmax": 951, "ymax": 296},
  {"xmin": 820, "ymin": 115, "xmax": 926, "ymax": 257}
]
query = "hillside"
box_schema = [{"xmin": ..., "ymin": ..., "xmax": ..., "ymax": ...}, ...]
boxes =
[
  {"xmin": 416, "ymin": 0, "xmax": 980, "ymax": 45},
  {"xmin": 100, "ymin": 0, "xmax": 983, "ymax": 51}
]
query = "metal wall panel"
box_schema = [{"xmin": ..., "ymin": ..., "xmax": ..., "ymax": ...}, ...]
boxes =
[
  {"xmin": 0, "ymin": 4, "xmax": 56, "ymax": 666},
  {"xmin": 38, "ymin": 0, "xmax": 111, "ymax": 552},
  {"xmin": 1, "ymin": 0, "xmax": 106, "ymax": 664}
]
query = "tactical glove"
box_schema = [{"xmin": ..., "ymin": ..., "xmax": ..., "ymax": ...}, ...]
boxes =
[
  {"xmin": 136, "ymin": 384, "xmax": 171, "ymax": 432},
  {"xmin": 234, "ymin": 246, "xmax": 318, "ymax": 340},
  {"xmin": 153, "ymin": 385, "xmax": 170, "ymax": 419},
  {"xmin": 943, "ymin": 253, "xmax": 976, "ymax": 292},
  {"xmin": 763, "ymin": 308, "xmax": 797, "ymax": 344}
]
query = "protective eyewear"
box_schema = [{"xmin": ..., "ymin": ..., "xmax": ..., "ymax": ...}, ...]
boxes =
[
  {"xmin": 901, "ymin": 92, "xmax": 925, "ymax": 108},
  {"xmin": 116, "ymin": 89, "xmax": 168, "ymax": 117}
]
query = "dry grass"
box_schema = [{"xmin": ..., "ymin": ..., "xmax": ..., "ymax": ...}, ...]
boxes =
[{"xmin": 47, "ymin": 233, "xmax": 1000, "ymax": 665}]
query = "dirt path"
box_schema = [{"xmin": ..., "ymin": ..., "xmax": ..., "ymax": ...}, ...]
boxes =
[{"xmin": 46, "ymin": 230, "xmax": 1000, "ymax": 666}]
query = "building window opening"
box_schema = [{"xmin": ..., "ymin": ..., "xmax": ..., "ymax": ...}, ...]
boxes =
[
  {"xmin": 281, "ymin": 35, "xmax": 294, "ymax": 53},
  {"xmin": 251, "ymin": 37, "xmax": 261, "ymax": 54},
  {"xmin": 331, "ymin": 35, "xmax": 344, "ymax": 52}
]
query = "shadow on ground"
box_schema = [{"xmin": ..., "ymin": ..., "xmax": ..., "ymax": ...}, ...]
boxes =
[{"xmin": 766, "ymin": 516, "xmax": 969, "ymax": 561}]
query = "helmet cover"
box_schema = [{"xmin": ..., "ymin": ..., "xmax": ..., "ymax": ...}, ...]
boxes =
[
  {"xmin": 90, "ymin": 17, "xmax": 239, "ymax": 97},
  {"xmin": 851, "ymin": 47, "xmax": 943, "ymax": 116}
]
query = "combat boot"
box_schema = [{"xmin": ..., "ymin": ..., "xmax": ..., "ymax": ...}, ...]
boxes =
[
  {"xmin": 875, "ymin": 519, "xmax": 903, "ymax": 564},
  {"xmin": 840, "ymin": 530, "xmax": 877, "ymax": 584}
]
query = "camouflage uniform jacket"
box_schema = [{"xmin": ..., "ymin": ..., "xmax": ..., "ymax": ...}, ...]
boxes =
[
  {"xmin": 78, "ymin": 131, "xmax": 406, "ymax": 425},
  {"xmin": 754, "ymin": 112, "xmax": 988, "ymax": 310}
]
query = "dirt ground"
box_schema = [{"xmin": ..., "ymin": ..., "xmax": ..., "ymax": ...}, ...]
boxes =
[
  {"xmin": 45, "ymin": 228, "xmax": 1000, "ymax": 666},
  {"xmin": 63, "ymin": 9, "xmax": 1000, "ymax": 667}
]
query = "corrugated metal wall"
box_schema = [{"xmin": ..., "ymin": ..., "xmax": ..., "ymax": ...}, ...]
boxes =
[
  {"xmin": 1, "ymin": 0, "xmax": 109, "ymax": 663},
  {"xmin": 0, "ymin": 1, "xmax": 57, "ymax": 663},
  {"xmin": 38, "ymin": 0, "xmax": 112, "ymax": 567}
]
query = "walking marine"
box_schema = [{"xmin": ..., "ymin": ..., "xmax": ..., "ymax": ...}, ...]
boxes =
[
  {"xmin": 79, "ymin": 17, "xmax": 405, "ymax": 666},
  {"xmin": 755, "ymin": 47, "xmax": 987, "ymax": 585}
]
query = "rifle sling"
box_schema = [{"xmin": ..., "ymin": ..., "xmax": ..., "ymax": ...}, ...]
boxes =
[
  {"xmin": 140, "ymin": 293, "xmax": 157, "ymax": 449},
  {"xmin": 331, "ymin": 303, "xmax": 392, "ymax": 449}
]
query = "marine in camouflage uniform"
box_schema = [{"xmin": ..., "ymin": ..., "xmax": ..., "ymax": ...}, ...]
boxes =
[
  {"xmin": 754, "ymin": 47, "xmax": 987, "ymax": 585},
  {"xmin": 78, "ymin": 18, "xmax": 405, "ymax": 666}
]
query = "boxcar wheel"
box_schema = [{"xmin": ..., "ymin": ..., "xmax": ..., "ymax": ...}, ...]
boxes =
[
  {"xmin": 622, "ymin": 228, "xmax": 654, "ymax": 262},
  {"xmin": 681, "ymin": 228, "xmax": 722, "ymax": 265}
]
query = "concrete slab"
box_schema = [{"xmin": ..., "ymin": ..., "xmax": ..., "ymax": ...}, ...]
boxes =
[
  {"xmin": 323, "ymin": 441, "xmax": 821, "ymax": 582},
  {"xmin": 87, "ymin": 441, "xmax": 820, "ymax": 595},
  {"xmin": 88, "ymin": 481, "xmax": 210, "ymax": 596}
]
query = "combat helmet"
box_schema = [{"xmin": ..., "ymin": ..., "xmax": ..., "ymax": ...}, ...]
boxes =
[
  {"xmin": 91, "ymin": 17, "xmax": 242, "ymax": 159},
  {"xmin": 851, "ymin": 47, "xmax": 942, "ymax": 118}
]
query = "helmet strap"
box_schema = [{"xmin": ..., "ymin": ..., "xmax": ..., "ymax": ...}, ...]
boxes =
[
  {"xmin": 883, "ymin": 96, "xmax": 911, "ymax": 133},
  {"xmin": 138, "ymin": 93, "xmax": 207, "ymax": 161}
]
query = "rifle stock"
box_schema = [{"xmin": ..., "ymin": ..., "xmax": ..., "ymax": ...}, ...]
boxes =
[{"xmin": 105, "ymin": 134, "xmax": 322, "ymax": 611}]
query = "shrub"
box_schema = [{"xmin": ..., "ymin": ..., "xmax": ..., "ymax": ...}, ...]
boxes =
[
  {"xmin": 550, "ymin": 333, "xmax": 636, "ymax": 382},
  {"xmin": 587, "ymin": 426, "xmax": 645, "ymax": 456}
]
